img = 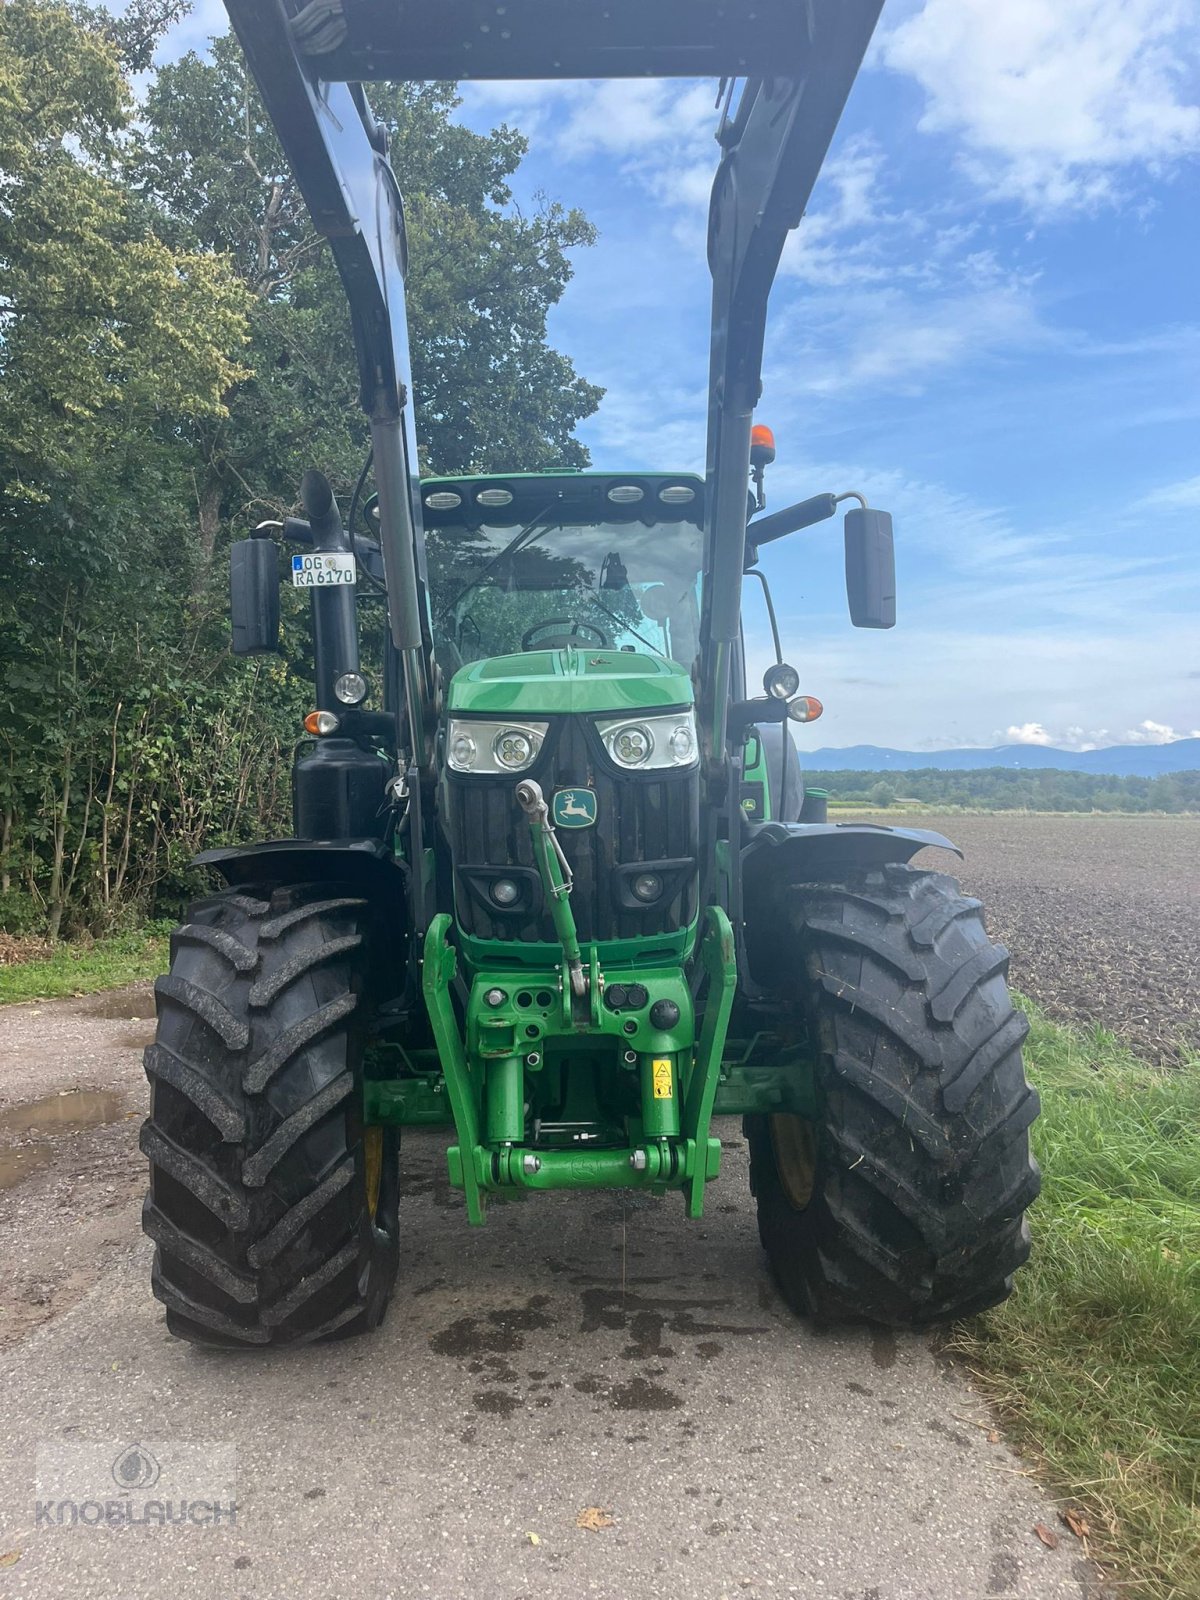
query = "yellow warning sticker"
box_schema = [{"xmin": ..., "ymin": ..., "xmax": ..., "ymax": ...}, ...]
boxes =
[{"xmin": 652, "ymin": 1058, "xmax": 674, "ymax": 1099}]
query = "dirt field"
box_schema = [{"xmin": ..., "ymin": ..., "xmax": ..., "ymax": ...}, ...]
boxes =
[{"xmin": 888, "ymin": 812, "xmax": 1200, "ymax": 1062}]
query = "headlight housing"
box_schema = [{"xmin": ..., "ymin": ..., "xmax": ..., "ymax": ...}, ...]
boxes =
[
  {"xmin": 446, "ymin": 718, "xmax": 548, "ymax": 774},
  {"xmin": 597, "ymin": 710, "xmax": 698, "ymax": 771}
]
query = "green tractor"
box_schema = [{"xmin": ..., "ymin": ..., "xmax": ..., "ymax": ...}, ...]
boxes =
[{"xmin": 142, "ymin": 0, "xmax": 1040, "ymax": 1346}]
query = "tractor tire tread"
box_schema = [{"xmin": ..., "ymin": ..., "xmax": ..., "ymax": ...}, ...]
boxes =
[
  {"xmin": 141, "ymin": 884, "xmax": 398, "ymax": 1347},
  {"xmin": 747, "ymin": 862, "xmax": 1040, "ymax": 1326}
]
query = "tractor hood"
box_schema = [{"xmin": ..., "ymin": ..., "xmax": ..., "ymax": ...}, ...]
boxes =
[{"xmin": 446, "ymin": 648, "xmax": 693, "ymax": 716}]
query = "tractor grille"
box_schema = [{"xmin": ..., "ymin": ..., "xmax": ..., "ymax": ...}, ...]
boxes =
[{"xmin": 443, "ymin": 715, "xmax": 699, "ymax": 946}]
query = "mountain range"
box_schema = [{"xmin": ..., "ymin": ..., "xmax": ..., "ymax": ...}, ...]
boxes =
[{"xmin": 804, "ymin": 738, "xmax": 1200, "ymax": 778}]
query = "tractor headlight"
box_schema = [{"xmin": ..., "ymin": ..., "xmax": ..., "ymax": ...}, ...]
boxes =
[
  {"xmin": 447, "ymin": 718, "xmax": 547, "ymax": 774},
  {"xmin": 333, "ymin": 671, "xmax": 368, "ymax": 706},
  {"xmin": 597, "ymin": 710, "xmax": 698, "ymax": 771}
]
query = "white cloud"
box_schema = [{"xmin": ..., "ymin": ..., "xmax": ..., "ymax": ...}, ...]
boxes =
[
  {"xmin": 1004, "ymin": 722, "xmax": 1054, "ymax": 745},
  {"xmin": 557, "ymin": 79, "xmax": 714, "ymax": 161},
  {"xmin": 881, "ymin": 0, "xmax": 1200, "ymax": 212},
  {"xmin": 767, "ymin": 275, "xmax": 1047, "ymax": 399},
  {"xmin": 1122, "ymin": 719, "xmax": 1200, "ymax": 744},
  {"xmin": 1140, "ymin": 474, "xmax": 1200, "ymax": 512},
  {"xmin": 997, "ymin": 719, "xmax": 1200, "ymax": 750}
]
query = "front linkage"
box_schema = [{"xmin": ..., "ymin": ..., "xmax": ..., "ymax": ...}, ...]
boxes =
[{"xmin": 417, "ymin": 774, "xmax": 737, "ymax": 1224}]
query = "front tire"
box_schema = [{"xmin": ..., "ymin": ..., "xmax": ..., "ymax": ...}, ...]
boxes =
[
  {"xmin": 747, "ymin": 863, "xmax": 1040, "ymax": 1326},
  {"xmin": 141, "ymin": 884, "xmax": 399, "ymax": 1346}
]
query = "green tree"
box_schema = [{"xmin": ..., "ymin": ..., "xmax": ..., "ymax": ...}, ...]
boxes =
[
  {"xmin": 131, "ymin": 43, "xmax": 603, "ymax": 574},
  {"xmin": 0, "ymin": 0, "xmax": 254, "ymax": 935},
  {"xmin": 0, "ymin": 5, "xmax": 605, "ymax": 935}
]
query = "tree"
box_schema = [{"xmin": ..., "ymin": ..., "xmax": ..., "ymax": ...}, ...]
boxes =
[
  {"xmin": 0, "ymin": 0, "xmax": 254, "ymax": 935},
  {"xmin": 0, "ymin": 5, "xmax": 605, "ymax": 935},
  {"xmin": 131, "ymin": 44, "xmax": 603, "ymax": 576},
  {"xmin": 868, "ymin": 780, "xmax": 896, "ymax": 808}
]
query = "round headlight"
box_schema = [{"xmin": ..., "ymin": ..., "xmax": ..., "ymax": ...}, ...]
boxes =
[
  {"xmin": 493, "ymin": 728, "xmax": 534, "ymax": 769},
  {"xmin": 449, "ymin": 730, "xmax": 477, "ymax": 769},
  {"xmin": 425, "ymin": 490, "xmax": 462, "ymax": 510},
  {"xmin": 669, "ymin": 722, "xmax": 695, "ymax": 763},
  {"xmin": 658, "ymin": 484, "xmax": 696, "ymax": 505},
  {"xmin": 333, "ymin": 671, "xmax": 367, "ymax": 706},
  {"xmin": 764, "ymin": 662, "xmax": 800, "ymax": 700},
  {"xmin": 632, "ymin": 872, "xmax": 663, "ymax": 903},
  {"xmin": 476, "ymin": 486, "xmax": 514, "ymax": 507},
  {"xmin": 491, "ymin": 878, "xmax": 520, "ymax": 907},
  {"xmin": 610, "ymin": 724, "xmax": 652, "ymax": 767},
  {"xmin": 606, "ymin": 484, "xmax": 644, "ymax": 504}
]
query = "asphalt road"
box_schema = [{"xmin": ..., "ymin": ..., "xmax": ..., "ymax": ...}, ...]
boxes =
[{"xmin": 0, "ymin": 988, "xmax": 1102, "ymax": 1599}]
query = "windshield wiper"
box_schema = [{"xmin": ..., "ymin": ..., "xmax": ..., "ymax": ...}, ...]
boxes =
[
  {"xmin": 588, "ymin": 593, "xmax": 668, "ymax": 658},
  {"xmin": 437, "ymin": 501, "xmax": 558, "ymax": 620}
]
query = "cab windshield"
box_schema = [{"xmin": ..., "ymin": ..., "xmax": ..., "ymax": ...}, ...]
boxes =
[{"xmin": 426, "ymin": 518, "xmax": 705, "ymax": 673}]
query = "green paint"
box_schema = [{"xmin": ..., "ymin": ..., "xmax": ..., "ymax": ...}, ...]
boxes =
[
  {"xmin": 421, "ymin": 914, "xmax": 486, "ymax": 1224},
  {"xmin": 486, "ymin": 1055, "xmax": 523, "ymax": 1143},
  {"xmin": 447, "ymin": 645, "xmax": 693, "ymax": 715},
  {"xmin": 682, "ymin": 906, "xmax": 738, "ymax": 1218},
  {"xmin": 740, "ymin": 729, "xmax": 772, "ymax": 822}
]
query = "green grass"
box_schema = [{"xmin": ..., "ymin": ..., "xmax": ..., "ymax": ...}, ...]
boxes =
[
  {"xmin": 948, "ymin": 1006, "xmax": 1200, "ymax": 1600},
  {"xmin": 0, "ymin": 925, "xmax": 169, "ymax": 1004}
]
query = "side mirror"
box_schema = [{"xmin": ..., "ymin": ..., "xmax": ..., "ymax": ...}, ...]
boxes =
[
  {"xmin": 844, "ymin": 507, "xmax": 895, "ymax": 629},
  {"xmin": 230, "ymin": 537, "xmax": 280, "ymax": 655}
]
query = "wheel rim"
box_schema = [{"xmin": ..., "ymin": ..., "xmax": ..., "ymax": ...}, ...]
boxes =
[
  {"xmin": 364, "ymin": 1126, "xmax": 383, "ymax": 1221},
  {"xmin": 769, "ymin": 1113, "xmax": 817, "ymax": 1210}
]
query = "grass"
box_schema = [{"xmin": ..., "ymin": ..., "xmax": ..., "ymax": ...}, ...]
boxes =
[
  {"xmin": 0, "ymin": 924, "xmax": 169, "ymax": 1004},
  {"xmin": 948, "ymin": 1005, "xmax": 1200, "ymax": 1600}
]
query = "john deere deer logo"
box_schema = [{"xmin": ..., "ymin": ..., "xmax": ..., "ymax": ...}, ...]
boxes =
[{"xmin": 552, "ymin": 789, "xmax": 597, "ymax": 828}]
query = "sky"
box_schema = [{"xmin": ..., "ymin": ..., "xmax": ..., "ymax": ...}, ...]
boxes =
[{"xmin": 159, "ymin": 0, "xmax": 1199, "ymax": 752}]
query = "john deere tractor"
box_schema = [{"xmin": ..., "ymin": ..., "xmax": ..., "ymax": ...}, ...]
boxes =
[{"xmin": 142, "ymin": 0, "xmax": 1040, "ymax": 1346}]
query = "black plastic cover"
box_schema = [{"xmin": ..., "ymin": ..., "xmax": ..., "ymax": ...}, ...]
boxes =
[
  {"xmin": 293, "ymin": 737, "xmax": 389, "ymax": 841},
  {"xmin": 230, "ymin": 537, "xmax": 280, "ymax": 656},
  {"xmin": 289, "ymin": 0, "xmax": 817, "ymax": 81}
]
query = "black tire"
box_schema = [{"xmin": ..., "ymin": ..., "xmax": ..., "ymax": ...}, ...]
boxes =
[
  {"xmin": 141, "ymin": 884, "xmax": 399, "ymax": 1347},
  {"xmin": 746, "ymin": 863, "xmax": 1040, "ymax": 1326}
]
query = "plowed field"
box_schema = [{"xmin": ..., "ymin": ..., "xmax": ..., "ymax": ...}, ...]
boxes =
[{"xmin": 883, "ymin": 812, "xmax": 1200, "ymax": 1061}]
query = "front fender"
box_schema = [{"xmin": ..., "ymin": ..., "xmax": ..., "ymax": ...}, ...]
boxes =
[
  {"xmin": 742, "ymin": 819, "xmax": 960, "ymax": 886},
  {"xmin": 739, "ymin": 820, "xmax": 961, "ymax": 989},
  {"xmin": 195, "ymin": 838, "xmax": 409, "ymax": 914}
]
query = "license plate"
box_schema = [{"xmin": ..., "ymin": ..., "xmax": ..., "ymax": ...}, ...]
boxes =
[{"xmin": 291, "ymin": 551, "xmax": 357, "ymax": 587}]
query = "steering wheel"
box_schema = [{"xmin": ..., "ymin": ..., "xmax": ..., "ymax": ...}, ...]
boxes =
[{"xmin": 521, "ymin": 618, "xmax": 610, "ymax": 651}]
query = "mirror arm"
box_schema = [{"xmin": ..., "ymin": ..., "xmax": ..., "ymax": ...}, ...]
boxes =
[
  {"xmin": 727, "ymin": 695, "xmax": 786, "ymax": 747},
  {"xmin": 743, "ymin": 568, "xmax": 783, "ymax": 664}
]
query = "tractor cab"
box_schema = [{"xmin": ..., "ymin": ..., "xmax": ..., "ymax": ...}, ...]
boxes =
[{"xmin": 412, "ymin": 472, "xmax": 707, "ymax": 676}]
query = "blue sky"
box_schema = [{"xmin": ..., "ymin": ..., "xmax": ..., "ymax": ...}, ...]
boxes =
[{"xmin": 162, "ymin": 1, "xmax": 1199, "ymax": 751}]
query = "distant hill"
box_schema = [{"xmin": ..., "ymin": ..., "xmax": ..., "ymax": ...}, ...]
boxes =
[{"xmin": 805, "ymin": 738, "xmax": 1200, "ymax": 778}]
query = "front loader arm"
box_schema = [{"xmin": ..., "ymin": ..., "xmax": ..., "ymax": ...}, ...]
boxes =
[
  {"xmin": 223, "ymin": 0, "xmax": 432, "ymax": 757},
  {"xmin": 701, "ymin": 3, "xmax": 886, "ymax": 760}
]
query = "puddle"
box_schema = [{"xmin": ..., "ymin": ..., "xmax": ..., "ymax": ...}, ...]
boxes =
[
  {"xmin": 85, "ymin": 988, "xmax": 156, "ymax": 1020},
  {"xmin": 0, "ymin": 1090, "xmax": 125, "ymax": 1139},
  {"xmin": 0, "ymin": 1144, "xmax": 52, "ymax": 1192}
]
